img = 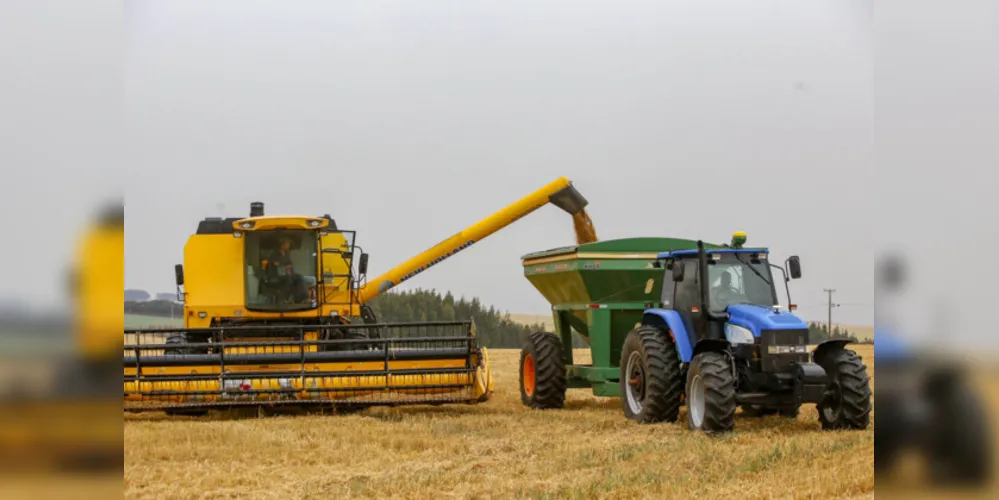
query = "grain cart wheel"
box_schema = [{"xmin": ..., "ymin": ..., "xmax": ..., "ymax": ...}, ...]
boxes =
[
  {"xmin": 686, "ymin": 351, "xmax": 736, "ymax": 434},
  {"xmin": 816, "ymin": 348, "xmax": 872, "ymax": 430},
  {"xmin": 619, "ymin": 326, "xmax": 683, "ymax": 423},
  {"xmin": 519, "ymin": 332, "xmax": 566, "ymax": 409}
]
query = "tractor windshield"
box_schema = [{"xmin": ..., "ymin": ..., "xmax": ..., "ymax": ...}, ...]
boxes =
[
  {"xmin": 244, "ymin": 229, "xmax": 319, "ymax": 311},
  {"xmin": 706, "ymin": 253, "xmax": 777, "ymax": 312}
]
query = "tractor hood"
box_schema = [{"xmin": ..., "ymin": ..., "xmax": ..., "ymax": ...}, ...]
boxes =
[{"xmin": 725, "ymin": 304, "xmax": 808, "ymax": 337}]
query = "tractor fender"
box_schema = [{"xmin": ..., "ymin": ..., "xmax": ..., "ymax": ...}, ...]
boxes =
[
  {"xmin": 642, "ymin": 309, "xmax": 693, "ymax": 363},
  {"xmin": 812, "ymin": 339, "xmax": 852, "ymax": 367},
  {"xmin": 692, "ymin": 339, "xmax": 730, "ymax": 360}
]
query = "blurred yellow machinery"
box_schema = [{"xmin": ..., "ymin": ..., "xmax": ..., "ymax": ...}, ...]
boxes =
[
  {"xmin": 124, "ymin": 177, "xmax": 596, "ymax": 414},
  {"xmin": 0, "ymin": 202, "xmax": 122, "ymax": 472}
]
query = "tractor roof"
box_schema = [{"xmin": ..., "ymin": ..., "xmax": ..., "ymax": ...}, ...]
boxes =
[{"xmin": 657, "ymin": 248, "xmax": 770, "ymax": 259}]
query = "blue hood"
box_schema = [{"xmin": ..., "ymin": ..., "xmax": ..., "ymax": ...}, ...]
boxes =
[
  {"xmin": 873, "ymin": 327, "xmax": 909, "ymax": 361},
  {"xmin": 726, "ymin": 304, "xmax": 809, "ymax": 337}
]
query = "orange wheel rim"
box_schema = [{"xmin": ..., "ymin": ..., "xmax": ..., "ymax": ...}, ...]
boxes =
[{"xmin": 523, "ymin": 353, "xmax": 536, "ymax": 397}]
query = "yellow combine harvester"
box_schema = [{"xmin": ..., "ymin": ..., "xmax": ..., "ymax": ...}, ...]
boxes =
[
  {"xmin": 124, "ymin": 177, "xmax": 596, "ymax": 414},
  {"xmin": 0, "ymin": 202, "xmax": 122, "ymax": 471}
]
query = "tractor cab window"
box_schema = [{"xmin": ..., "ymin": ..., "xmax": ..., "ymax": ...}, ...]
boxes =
[
  {"xmin": 707, "ymin": 253, "xmax": 776, "ymax": 312},
  {"xmin": 245, "ymin": 230, "xmax": 319, "ymax": 311}
]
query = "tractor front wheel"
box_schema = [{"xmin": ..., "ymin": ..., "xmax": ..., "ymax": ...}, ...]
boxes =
[
  {"xmin": 816, "ymin": 348, "xmax": 872, "ymax": 430},
  {"xmin": 619, "ymin": 326, "xmax": 683, "ymax": 423},
  {"xmin": 686, "ymin": 351, "xmax": 736, "ymax": 435},
  {"xmin": 519, "ymin": 332, "xmax": 566, "ymax": 409}
]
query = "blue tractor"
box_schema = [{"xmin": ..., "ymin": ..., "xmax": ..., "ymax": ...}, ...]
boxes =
[
  {"xmin": 621, "ymin": 234, "xmax": 873, "ymax": 434},
  {"xmin": 873, "ymin": 256, "xmax": 992, "ymax": 485}
]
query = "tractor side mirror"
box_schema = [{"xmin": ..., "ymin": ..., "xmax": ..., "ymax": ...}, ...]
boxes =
[
  {"xmin": 358, "ymin": 253, "xmax": 369, "ymax": 275},
  {"xmin": 787, "ymin": 256, "xmax": 801, "ymax": 279},
  {"xmin": 671, "ymin": 260, "xmax": 685, "ymax": 281},
  {"xmin": 174, "ymin": 264, "xmax": 184, "ymax": 286}
]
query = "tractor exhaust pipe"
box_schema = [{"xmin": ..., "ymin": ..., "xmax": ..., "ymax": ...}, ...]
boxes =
[{"xmin": 250, "ymin": 202, "xmax": 264, "ymax": 217}]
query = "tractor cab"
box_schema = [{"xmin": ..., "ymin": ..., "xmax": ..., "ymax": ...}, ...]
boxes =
[{"xmin": 656, "ymin": 232, "xmax": 805, "ymax": 349}]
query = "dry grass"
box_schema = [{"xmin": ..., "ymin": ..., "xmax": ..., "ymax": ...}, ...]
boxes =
[{"xmin": 125, "ymin": 345, "xmax": 874, "ymax": 499}]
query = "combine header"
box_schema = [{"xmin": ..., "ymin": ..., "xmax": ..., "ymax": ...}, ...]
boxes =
[{"xmin": 124, "ymin": 177, "xmax": 594, "ymax": 415}]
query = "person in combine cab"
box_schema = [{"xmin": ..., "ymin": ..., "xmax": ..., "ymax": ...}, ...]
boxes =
[{"xmin": 261, "ymin": 237, "xmax": 308, "ymax": 304}]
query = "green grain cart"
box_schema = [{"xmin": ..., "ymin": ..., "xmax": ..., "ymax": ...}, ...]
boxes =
[{"xmin": 518, "ymin": 234, "xmax": 871, "ymax": 434}]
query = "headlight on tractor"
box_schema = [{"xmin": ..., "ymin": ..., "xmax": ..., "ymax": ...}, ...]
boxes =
[{"xmin": 724, "ymin": 323, "xmax": 755, "ymax": 345}]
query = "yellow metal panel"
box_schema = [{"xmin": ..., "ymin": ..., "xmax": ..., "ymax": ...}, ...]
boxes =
[
  {"xmin": 184, "ymin": 234, "xmax": 244, "ymax": 317},
  {"xmin": 74, "ymin": 222, "xmax": 124, "ymax": 360}
]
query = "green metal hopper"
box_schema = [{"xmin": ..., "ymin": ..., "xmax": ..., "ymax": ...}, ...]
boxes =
[{"xmin": 521, "ymin": 237, "xmax": 722, "ymax": 396}]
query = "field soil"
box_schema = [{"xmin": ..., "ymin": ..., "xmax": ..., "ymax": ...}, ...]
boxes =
[{"xmin": 125, "ymin": 345, "xmax": 874, "ymax": 499}]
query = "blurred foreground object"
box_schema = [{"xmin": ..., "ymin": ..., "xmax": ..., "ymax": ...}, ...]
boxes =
[
  {"xmin": 0, "ymin": 201, "xmax": 122, "ymax": 477},
  {"xmin": 875, "ymin": 253, "xmax": 993, "ymax": 490}
]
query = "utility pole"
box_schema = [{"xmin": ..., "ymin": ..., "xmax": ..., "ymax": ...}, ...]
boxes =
[{"xmin": 823, "ymin": 288, "xmax": 840, "ymax": 336}]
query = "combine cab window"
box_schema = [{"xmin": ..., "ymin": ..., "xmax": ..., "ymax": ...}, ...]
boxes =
[{"xmin": 245, "ymin": 230, "xmax": 319, "ymax": 311}]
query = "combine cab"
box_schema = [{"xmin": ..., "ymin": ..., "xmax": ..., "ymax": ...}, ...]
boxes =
[{"xmin": 124, "ymin": 177, "xmax": 594, "ymax": 414}]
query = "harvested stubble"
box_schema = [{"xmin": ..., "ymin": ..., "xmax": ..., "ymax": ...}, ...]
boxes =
[{"xmin": 124, "ymin": 345, "xmax": 874, "ymax": 499}]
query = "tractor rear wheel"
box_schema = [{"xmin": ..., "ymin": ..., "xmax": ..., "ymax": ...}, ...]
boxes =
[
  {"xmin": 619, "ymin": 326, "xmax": 683, "ymax": 423},
  {"xmin": 816, "ymin": 348, "xmax": 872, "ymax": 430},
  {"xmin": 686, "ymin": 351, "xmax": 736, "ymax": 435},
  {"xmin": 926, "ymin": 379, "xmax": 992, "ymax": 485},
  {"xmin": 519, "ymin": 332, "xmax": 566, "ymax": 409}
]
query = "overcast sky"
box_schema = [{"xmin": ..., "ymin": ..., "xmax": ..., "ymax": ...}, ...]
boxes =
[{"xmin": 121, "ymin": 0, "xmax": 875, "ymax": 324}]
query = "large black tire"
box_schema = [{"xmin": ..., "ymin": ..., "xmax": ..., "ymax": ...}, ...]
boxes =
[
  {"xmin": 816, "ymin": 348, "xmax": 872, "ymax": 430},
  {"xmin": 619, "ymin": 325, "xmax": 683, "ymax": 423},
  {"xmin": 519, "ymin": 332, "xmax": 567, "ymax": 409},
  {"xmin": 926, "ymin": 382, "xmax": 992, "ymax": 485},
  {"xmin": 686, "ymin": 351, "xmax": 737, "ymax": 435}
]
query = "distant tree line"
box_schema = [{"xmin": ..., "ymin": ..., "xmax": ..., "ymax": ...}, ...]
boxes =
[
  {"xmin": 125, "ymin": 292, "xmax": 872, "ymax": 348},
  {"xmin": 123, "ymin": 289, "xmax": 548, "ymax": 348},
  {"xmin": 125, "ymin": 299, "xmax": 182, "ymax": 317},
  {"xmin": 807, "ymin": 322, "xmax": 871, "ymax": 344},
  {"xmin": 366, "ymin": 288, "xmax": 547, "ymax": 348}
]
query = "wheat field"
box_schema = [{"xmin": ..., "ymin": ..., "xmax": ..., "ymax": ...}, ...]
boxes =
[{"xmin": 124, "ymin": 344, "xmax": 874, "ymax": 499}]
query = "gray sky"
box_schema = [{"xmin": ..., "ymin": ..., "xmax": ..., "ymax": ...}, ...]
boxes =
[{"xmin": 122, "ymin": 0, "xmax": 875, "ymax": 324}]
